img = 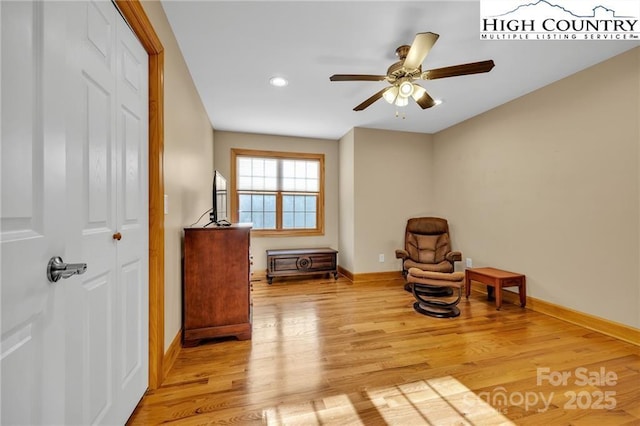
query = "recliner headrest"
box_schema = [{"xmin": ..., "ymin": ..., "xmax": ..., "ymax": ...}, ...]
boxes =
[{"xmin": 406, "ymin": 217, "xmax": 449, "ymax": 235}]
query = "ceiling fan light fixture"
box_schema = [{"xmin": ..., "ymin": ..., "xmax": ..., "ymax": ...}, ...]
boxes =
[
  {"xmin": 411, "ymin": 85, "xmax": 427, "ymax": 101},
  {"xmin": 395, "ymin": 96, "xmax": 409, "ymax": 107},
  {"xmin": 269, "ymin": 76, "xmax": 288, "ymax": 87},
  {"xmin": 383, "ymin": 86, "xmax": 399, "ymax": 104},
  {"xmin": 398, "ymin": 80, "xmax": 414, "ymax": 98}
]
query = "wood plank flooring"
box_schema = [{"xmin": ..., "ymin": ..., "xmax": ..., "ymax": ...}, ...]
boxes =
[{"xmin": 128, "ymin": 275, "xmax": 640, "ymax": 425}]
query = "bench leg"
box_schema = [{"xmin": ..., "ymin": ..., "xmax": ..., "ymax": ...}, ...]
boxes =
[
  {"xmin": 519, "ymin": 279, "xmax": 526, "ymax": 307},
  {"xmin": 464, "ymin": 276, "xmax": 471, "ymax": 300},
  {"xmin": 495, "ymin": 284, "xmax": 502, "ymax": 310}
]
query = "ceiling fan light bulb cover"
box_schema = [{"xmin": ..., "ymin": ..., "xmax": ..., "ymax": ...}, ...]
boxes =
[
  {"xmin": 411, "ymin": 85, "xmax": 427, "ymax": 101},
  {"xmin": 383, "ymin": 86, "xmax": 398, "ymax": 104},
  {"xmin": 399, "ymin": 81, "xmax": 414, "ymax": 97},
  {"xmin": 395, "ymin": 96, "xmax": 409, "ymax": 107}
]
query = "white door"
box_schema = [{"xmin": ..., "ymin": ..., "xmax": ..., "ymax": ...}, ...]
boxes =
[
  {"xmin": 1, "ymin": 2, "xmax": 69, "ymax": 424},
  {"xmin": 1, "ymin": 1, "xmax": 149, "ymax": 424}
]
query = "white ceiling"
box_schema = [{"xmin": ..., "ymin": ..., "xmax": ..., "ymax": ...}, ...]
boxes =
[{"xmin": 161, "ymin": 1, "xmax": 638, "ymax": 140}]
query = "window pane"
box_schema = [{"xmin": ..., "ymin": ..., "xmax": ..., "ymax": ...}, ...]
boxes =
[
  {"xmin": 283, "ymin": 195, "xmax": 293, "ymax": 212},
  {"xmin": 253, "ymin": 213, "xmax": 264, "ymax": 229},
  {"xmin": 264, "ymin": 212, "xmax": 276, "ymax": 229},
  {"xmin": 307, "ymin": 179, "xmax": 318, "ymax": 192},
  {"xmin": 305, "ymin": 213, "xmax": 316, "ymax": 228},
  {"xmin": 265, "ymin": 159, "xmax": 277, "ymax": 177},
  {"xmin": 264, "ymin": 195, "xmax": 276, "ymax": 212},
  {"xmin": 282, "ymin": 160, "xmax": 294, "ymax": 177},
  {"xmin": 281, "ymin": 194, "xmax": 317, "ymax": 229},
  {"xmin": 238, "ymin": 158, "xmax": 252, "ymax": 176},
  {"xmin": 305, "ymin": 196, "xmax": 316, "ymax": 211},
  {"xmin": 307, "ymin": 162, "xmax": 318, "ymax": 178},
  {"xmin": 239, "ymin": 194, "xmax": 252, "ymax": 212},
  {"xmin": 252, "ymin": 176, "xmax": 264, "ymax": 190},
  {"xmin": 283, "ymin": 212, "xmax": 293, "ymax": 228},
  {"xmin": 282, "ymin": 177, "xmax": 295, "ymax": 191},
  {"xmin": 252, "ymin": 158, "xmax": 264, "ymax": 176},
  {"xmin": 252, "ymin": 194, "xmax": 264, "ymax": 210},
  {"xmin": 237, "ymin": 193, "xmax": 276, "ymax": 229},
  {"xmin": 295, "ymin": 161, "xmax": 306, "ymax": 178},
  {"xmin": 238, "ymin": 176, "xmax": 252, "ymax": 190},
  {"xmin": 265, "ymin": 177, "xmax": 277, "ymax": 191}
]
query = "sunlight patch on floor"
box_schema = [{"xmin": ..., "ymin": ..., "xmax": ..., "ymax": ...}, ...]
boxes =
[{"xmin": 263, "ymin": 376, "xmax": 514, "ymax": 425}]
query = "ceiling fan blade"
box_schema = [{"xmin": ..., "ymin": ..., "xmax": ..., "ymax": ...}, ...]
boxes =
[
  {"xmin": 403, "ymin": 32, "xmax": 439, "ymax": 71},
  {"xmin": 423, "ymin": 60, "xmax": 495, "ymax": 80},
  {"xmin": 411, "ymin": 84, "xmax": 436, "ymax": 109},
  {"xmin": 353, "ymin": 87, "xmax": 389, "ymax": 111},
  {"xmin": 330, "ymin": 74, "xmax": 387, "ymax": 82}
]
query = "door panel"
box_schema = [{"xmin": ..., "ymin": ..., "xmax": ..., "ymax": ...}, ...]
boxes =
[
  {"xmin": 83, "ymin": 274, "xmax": 114, "ymax": 425},
  {"xmin": 1, "ymin": 2, "xmax": 67, "ymax": 424},
  {"xmin": 114, "ymin": 13, "xmax": 149, "ymax": 421},
  {"xmin": 65, "ymin": 1, "xmax": 118, "ymax": 423}
]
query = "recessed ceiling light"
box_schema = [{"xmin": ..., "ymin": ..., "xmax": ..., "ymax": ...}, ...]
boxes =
[{"xmin": 269, "ymin": 76, "xmax": 288, "ymax": 87}]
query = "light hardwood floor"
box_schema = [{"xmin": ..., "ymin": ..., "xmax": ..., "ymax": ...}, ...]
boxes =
[{"xmin": 128, "ymin": 275, "xmax": 640, "ymax": 425}]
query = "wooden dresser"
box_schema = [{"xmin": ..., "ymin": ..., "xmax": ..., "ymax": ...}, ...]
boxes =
[{"xmin": 183, "ymin": 225, "xmax": 252, "ymax": 346}]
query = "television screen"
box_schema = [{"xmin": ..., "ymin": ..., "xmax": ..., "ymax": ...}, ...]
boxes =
[{"xmin": 209, "ymin": 170, "xmax": 230, "ymax": 226}]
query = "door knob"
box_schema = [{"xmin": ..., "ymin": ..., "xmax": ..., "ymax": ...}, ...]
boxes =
[
  {"xmin": 47, "ymin": 257, "xmax": 87, "ymax": 283},
  {"xmin": 113, "ymin": 232, "xmax": 122, "ymax": 240}
]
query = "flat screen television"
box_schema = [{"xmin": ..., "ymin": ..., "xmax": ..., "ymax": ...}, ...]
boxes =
[{"xmin": 207, "ymin": 170, "xmax": 230, "ymax": 226}]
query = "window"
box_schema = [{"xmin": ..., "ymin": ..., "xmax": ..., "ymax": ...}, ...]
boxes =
[{"xmin": 231, "ymin": 149, "xmax": 324, "ymax": 236}]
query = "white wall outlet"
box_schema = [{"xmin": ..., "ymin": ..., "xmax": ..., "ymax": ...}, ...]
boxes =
[
  {"xmin": 379, "ymin": 254, "xmax": 385, "ymax": 263},
  {"xmin": 465, "ymin": 258, "xmax": 473, "ymax": 268}
]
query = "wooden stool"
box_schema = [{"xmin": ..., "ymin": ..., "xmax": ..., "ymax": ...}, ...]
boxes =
[{"xmin": 407, "ymin": 268, "xmax": 465, "ymax": 318}]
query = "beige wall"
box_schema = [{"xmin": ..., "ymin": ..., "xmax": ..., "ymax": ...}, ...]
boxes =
[
  {"xmin": 338, "ymin": 129, "xmax": 355, "ymax": 272},
  {"xmin": 433, "ymin": 48, "xmax": 640, "ymax": 328},
  {"xmin": 142, "ymin": 0, "xmax": 215, "ymax": 350},
  {"xmin": 213, "ymin": 131, "xmax": 339, "ymax": 270},
  {"xmin": 351, "ymin": 128, "xmax": 434, "ymax": 273}
]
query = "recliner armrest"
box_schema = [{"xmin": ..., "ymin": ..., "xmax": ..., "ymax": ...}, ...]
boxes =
[
  {"xmin": 446, "ymin": 251, "xmax": 462, "ymax": 262},
  {"xmin": 395, "ymin": 249, "xmax": 409, "ymax": 260}
]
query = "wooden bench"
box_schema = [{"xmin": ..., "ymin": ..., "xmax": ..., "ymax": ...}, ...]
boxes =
[
  {"xmin": 266, "ymin": 248, "xmax": 338, "ymax": 284},
  {"xmin": 464, "ymin": 267, "xmax": 526, "ymax": 310}
]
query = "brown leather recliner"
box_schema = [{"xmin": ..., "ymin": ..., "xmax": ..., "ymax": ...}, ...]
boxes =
[{"xmin": 395, "ymin": 217, "xmax": 462, "ymax": 277}]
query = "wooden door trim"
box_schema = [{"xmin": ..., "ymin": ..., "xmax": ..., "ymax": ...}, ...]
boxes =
[{"xmin": 114, "ymin": 0, "xmax": 165, "ymax": 390}]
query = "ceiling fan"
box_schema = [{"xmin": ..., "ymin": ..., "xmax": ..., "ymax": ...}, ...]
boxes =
[{"xmin": 329, "ymin": 32, "xmax": 495, "ymax": 111}]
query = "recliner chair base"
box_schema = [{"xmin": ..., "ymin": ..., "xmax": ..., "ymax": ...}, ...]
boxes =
[
  {"xmin": 407, "ymin": 268, "xmax": 465, "ymax": 319},
  {"xmin": 404, "ymin": 282, "xmax": 453, "ymax": 296},
  {"xmin": 413, "ymin": 301, "xmax": 460, "ymax": 318}
]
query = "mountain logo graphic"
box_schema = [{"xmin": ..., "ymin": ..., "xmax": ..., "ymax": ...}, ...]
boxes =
[
  {"xmin": 480, "ymin": 0, "xmax": 639, "ymax": 40},
  {"xmin": 491, "ymin": 0, "xmax": 635, "ymax": 19}
]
